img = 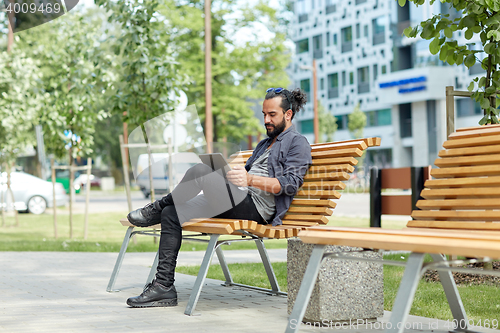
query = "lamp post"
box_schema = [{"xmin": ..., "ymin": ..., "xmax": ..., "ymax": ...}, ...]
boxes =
[{"xmin": 300, "ymin": 59, "xmax": 319, "ymax": 143}]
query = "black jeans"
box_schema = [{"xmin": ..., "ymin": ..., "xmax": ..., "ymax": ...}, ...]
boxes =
[{"xmin": 156, "ymin": 163, "xmax": 265, "ymax": 287}]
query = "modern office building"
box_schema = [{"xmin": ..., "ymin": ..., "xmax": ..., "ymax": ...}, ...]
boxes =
[{"xmin": 289, "ymin": 0, "xmax": 484, "ymax": 168}]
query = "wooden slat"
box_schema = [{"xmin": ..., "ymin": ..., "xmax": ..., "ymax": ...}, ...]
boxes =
[
  {"xmin": 182, "ymin": 222, "xmax": 235, "ymax": 234},
  {"xmin": 443, "ymin": 134, "xmax": 500, "ymax": 149},
  {"xmin": 434, "ymin": 154, "xmax": 500, "ymax": 167},
  {"xmin": 412, "ymin": 210, "xmax": 500, "ymax": 221},
  {"xmin": 455, "ymin": 123, "xmax": 500, "ymax": 132},
  {"xmin": 438, "ymin": 144, "xmax": 500, "ymax": 157},
  {"xmin": 430, "ymin": 165, "xmax": 500, "ymax": 178},
  {"xmin": 420, "ymin": 187, "xmax": 500, "ymax": 199},
  {"xmin": 295, "ymin": 190, "xmax": 342, "ymax": 199},
  {"xmin": 304, "ymin": 171, "xmax": 350, "ymax": 181},
  {"xmin": 311, "ymin": 140, "xmax": 367, "ymax": 152},
  {"xmin": 287, "ymin": 206, "xmax": 333, "ymax": 216},
  {"xmin": 311, "ymin": 148, "xmax": 363, "ymax": 158},
  {"xmin": 298, "ymin": 228, "xmax": 500, "ymax": 258},
  {"xmin": 424, "ymin": 176, "xmax": 500, "ymax": 188},
  {"xmin": 282, "ymin": 214, "xmax": 329, "ymax": 224},
  {"xmin": 416, "ymin": 198, "xmax": 500, "ymax": 210},
  {"xmin": 300, "ymin": 181, "xmax": 346, "ymax": 190},
  {"xmin": 312, "ymin": 157, "xmax": 358, "ymax": 166},
  {"xmin": 311, "ymin": 137, "xmax": 380, "ymax": 148},
  {"xmin": 281, "ymin": 220, "xmax": 320, "ymax": 226},
  {"xmin": 448, "ymin": 125, "xmax": 500, "ymax": 139},
  {"xmin": 407, "ymin": 220, "xmax": 500, "ymax": 230},
  {"xmin": 291, "ymin": 199, "xmax": 336, "ymax": 208},
  {"xmin": 308, "ymin": 164, "xmax": 354, "ymax": 173}
]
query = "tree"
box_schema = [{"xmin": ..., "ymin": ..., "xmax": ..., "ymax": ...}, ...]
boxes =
[
  {"xmin": 348, "ymin": 103, "xmax": 367, "ymax": 139},
  {"xmin": 94, "ymin": 0, "xmax": 186, "ymax": 130},
  {"xmin": 318, "ymin": 101, "xmax": 338, "ymax": 142},
  {"xmin": 400, "ymin": 0, "xmax": 500, "ymax": 124},
  {"xmin": 160, "ymin": 0, "xmax": 291, "ymax": 144}
]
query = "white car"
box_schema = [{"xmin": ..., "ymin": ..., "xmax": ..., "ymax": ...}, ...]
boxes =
[{"xmin": 0, "ymin": 171, "xmax": 69, "ymax": 214}]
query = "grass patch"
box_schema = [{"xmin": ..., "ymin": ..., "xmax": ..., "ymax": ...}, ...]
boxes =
[
  {"xmin": 0, "ymin": 212, "xmax": 288, "ymax": 252},
  {"xmin": 177, "ymin": 254, "xmax": 500, "ymax": 324}
]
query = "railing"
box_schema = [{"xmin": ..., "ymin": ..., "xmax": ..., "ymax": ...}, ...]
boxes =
[
  {"xmin": 372, "ymin": 32, "xmax": 385, "ymax": 45},
  {"xmin": 313, "ymin": 49, "xmax": 323, "ymax": 59},
  {"xmin": 325, "ymin": 5, "xmax": 336, "ymax": 14},
  {"xmin": 341, "ymin": 41, "xmax": 352, "ymax": 53},
  {"xmin": 299, "ymin": 14, "xmax": 308, "ymax": 23},
  {"xmin": 328, "ymin": 87, "xmax": 339, "ymax": 99},
  {"xmin": 358, "ymin": 82, "xmax": 370, "ymax": 94}
]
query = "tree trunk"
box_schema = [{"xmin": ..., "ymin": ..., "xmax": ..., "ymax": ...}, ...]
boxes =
[
  {"xmin": 6, "ymin": 162, "xmax": 19, "ymax": 226},
  {"xmin": 68, "ymin": 148, "xmax": 74, "ymax": 239}
]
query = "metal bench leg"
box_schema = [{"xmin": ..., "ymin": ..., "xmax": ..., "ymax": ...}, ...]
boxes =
[
  {"xmin": 184, "ymin": 234, "xmax": 219, "ymax": 316},
  {"xmin": 286, "ymin": 244, "xmax": 326, "ymax": 333},
  {"xmin": 255, "ymin": 238, "xmax": 281, "ymax": 294},
  {"xmin": 107, "ymin": 226, "xmax": 134, "ymax": 292},
  {"xmin": 429, "ymin": 254, "xmax": 476, "ymax": 333},
  {"xmin": 216, "ymin": 245, "xmax": 234, "ymax": 286},
  {"xmin": 386, "ymin": 252, "xmax": 425, "ymax": 333},
  {"xmin": 145, "ymin": 250, "xmax": 159, "ymax": 287}
]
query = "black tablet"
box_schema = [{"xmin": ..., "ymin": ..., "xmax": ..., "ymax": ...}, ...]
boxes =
[{"xmin": 198, "ymin": 153, "xmax": 232, "ymax": 176}]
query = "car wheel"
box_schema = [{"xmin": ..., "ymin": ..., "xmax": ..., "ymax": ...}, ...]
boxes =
[{"xmin": 27, "ymin": 195, "xmax": 47, "ymax": 215}]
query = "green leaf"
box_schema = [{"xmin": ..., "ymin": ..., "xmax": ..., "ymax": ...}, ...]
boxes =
[
  {"xmin": 398, "ymin": 0, "xmax": 406, "ymax": 7},
  {"xmin": 479, "ymin": 77, "xmax": 487, "ymax": 88},
  {"xmin": 444, "ymin": 27, "xmax": 453, "ymax": 38},
  {"xmin": 486, "ymin": 86, "xmax": 496, "ymax": 94},
  {"xmin": 464, "ymin": 54, "xmax": 476, "ymax": 68},
  {"xmin": 403, "ymin": 26, "xmax": 413, "ymax": 37},
  {"xmin": 461, "ymin": 15, "xmax": 476, "ymax": 28},
  {"xmin": 465, "ymin": 29, "xmax": 474, "ymax": 40},
  {"xmin": 429, "ymin": 37, "xmax": 441, "ymax": 54},
  {"xmin": 485, "ymin": 43, "xmax": 495, "ymax": 54},
  {"xmin": 480, "ymin": 97, "xmax": 491, "ymax": 109},
  {"xmin": 479, "ymin": 115, "xmax": 488, "ymax": 125},
  {"xmin": 468, "ymin": 81, "xmax": 475, "ymax": 92}
]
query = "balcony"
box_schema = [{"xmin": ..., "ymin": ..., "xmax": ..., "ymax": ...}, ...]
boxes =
[
  {"xmin": 326, "ymin": 5, "xmax": 336, "ymax": 14},
  {"xmin": 313, "ymin": 49, "xmax": 323, "ymax": 59},
  {"xmin": 342, "ymin": 41, "xmax": 353, "ymax": 53},
  {"xmin": 358, "ymin": 82, "xmax": 370, "ymax": 94},
  {"xmin": 299, "ymin": 14, "xmax": 308, "ymax": 23},
  {"xmin": 328, "ymin": 87, "xmax": 339, "ymax": 99}
]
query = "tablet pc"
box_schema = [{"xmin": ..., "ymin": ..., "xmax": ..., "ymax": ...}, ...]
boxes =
[{"xmin": 198, "ymin": 153, "xmax": 232, "ymax": 176}]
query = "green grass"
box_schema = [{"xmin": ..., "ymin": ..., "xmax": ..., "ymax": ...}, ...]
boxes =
[{"xmin": 176, "ymin": 255, "xmax": 500, "ymax": 324}]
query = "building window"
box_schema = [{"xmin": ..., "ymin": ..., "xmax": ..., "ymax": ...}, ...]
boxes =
[
  {"xmin": 326, "ymin": 32, "xmax": 330, "ymax": 47},
  {"xmin": 356, "ymin": 23, "xmax": 360, "ymax": 39},
  {"xmin": 320, "ymin": 78, "xmax": 325, "ymax": 90},
  {"xmin": 356, "ymin": 0, "xmax": 367, "ymax": 4},
  {"xmin": 296, "ymin": 0, "xmax": 310, "ymax": 23},
  {"xmin": 364, "ymin": 25, "xmax": 369, "ymax": 38},
  {"xmin": 373, "ymin": 64, "xmax": 378, "ymax": 82},
  {"xmin": 300, "ymin": 79, "xmax": 311, "ymax": 93},
  {"xmin": 381, "ymin": 65, "xmax": 387, "ymax": 74},
  {"xmin": 342, "ymin": 71, "xmax": 346, "ymax": 86},
  {"xmin": 372, "ymin": 16, "xmax": 386, "ymax": 45},
  {"xmin": 341, "ymin": 26, "xmax": 353, "ymax": 53},
  {"xmin": 313, "ymin": 34, "xmax": 323, "ymax": 59},
  {"xmin": 327, "ymin": 73, "xmax": 339, "ymax": 99},
  {"xmin": 349, "ymin": 71, "xmax": 354, "ymax": 85},
  {"xmin": 457, "ymin": 98, "xmax": 482, "ymax": 117},
  {"xmin": 357, "ymin": 66, "xmax": 370, "ymax": 94},
  {"xmin": 333, "ymin": 33, "xmax": 337, "ymax": 45},
  {"xmin": 301, "ymin": 119, "xmax": 314, "ymax": 133},
  {"xmin": 399, "ymin": 103, "xmax": 412, "ymax": 138},
  {"xmin": 336, "ymin": 115, "xmax": 347, "ymax": 130},
  {"xmin": 296, "ymin": 38, "xmax": 309, "ymax": 54}
]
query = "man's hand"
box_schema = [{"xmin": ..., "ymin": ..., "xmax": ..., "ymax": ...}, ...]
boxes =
[{"xmin": 226, "ymin": 165, "xmax": 252, "ymax": 187}]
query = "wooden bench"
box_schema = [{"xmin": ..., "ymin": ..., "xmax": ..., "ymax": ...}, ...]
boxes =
[
  {"xmin": 287, "ymin": 124, "xmax": 500, "ymax": 333},
  {"xmin": 106, "ymin": 137, "xmax": 381, "ymax": 315}
]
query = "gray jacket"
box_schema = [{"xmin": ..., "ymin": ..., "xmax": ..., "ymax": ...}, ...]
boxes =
[{"xmin": 245, "ymin": 126, "xmax": 312, "ymax": 226}]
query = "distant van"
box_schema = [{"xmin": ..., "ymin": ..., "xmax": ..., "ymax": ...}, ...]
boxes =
[{"xmin": 135, "ymin": 152, "xmax": 201, "ymax": 198}]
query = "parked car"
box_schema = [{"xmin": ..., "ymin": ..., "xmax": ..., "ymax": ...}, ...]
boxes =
[
  {"xmin": 74, "ymin": 174, "xmax": 101, "ymax": 191},
  {"xmin": 136, "ymin": 152, "xmax": 201, "ymax": 198},
  {"xmin": 0, "ymin": 171, "xmax": 69, "ymax": 214},
  {"xmin": 50, "ymin": 169, "xmax": 81, "ymax": 194}
]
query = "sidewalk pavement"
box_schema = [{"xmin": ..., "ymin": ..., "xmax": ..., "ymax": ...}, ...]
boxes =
[{"xmin": 1, "ymin": 251, "xmax": 499, "ymax": 333}]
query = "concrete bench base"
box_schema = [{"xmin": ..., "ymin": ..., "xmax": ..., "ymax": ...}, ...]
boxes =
[{"xmin": 287, "ymin": 238, "xmax": 384, "ymax": 323}]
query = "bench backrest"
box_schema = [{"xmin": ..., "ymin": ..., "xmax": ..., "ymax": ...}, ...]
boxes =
[
  {"xmin": 408, "ymin": 124, "xmax": 500, "ymax": 231},
  {"xmin": 230, "ymin": 138, "xmax": 381, "ymax": 228}
]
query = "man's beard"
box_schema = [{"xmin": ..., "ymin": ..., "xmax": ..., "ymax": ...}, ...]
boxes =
[{"xmin": 266, "ymin": 117, "xmax": 286, "ymax": 139}]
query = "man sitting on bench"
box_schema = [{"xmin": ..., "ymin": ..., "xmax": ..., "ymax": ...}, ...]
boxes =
[{"xmin": 125, "ymin": 87, "xmax": 312, "ymax": 308}]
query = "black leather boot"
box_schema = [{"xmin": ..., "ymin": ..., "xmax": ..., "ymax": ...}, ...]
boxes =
[
  {"xmin": 127, "ymin": 193, "xmax": 173, "ymax": 227},
  {"xmin": 126, "ymin": 280, "xmax": 178, "ymax": 308}
]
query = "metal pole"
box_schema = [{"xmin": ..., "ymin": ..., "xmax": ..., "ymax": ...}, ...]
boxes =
[
  {"xmin": 445, "ymin": 86, "xmax": 455, "ymax": 139},
  {"xmin": 205, "ymin": 0, "xmax": 213, "ymax": 153},
  {"xmin": 51, "ymin": 159, "xmax": 58, "ymax": 238},
  {"xmin": 83, "ymin": 157, "xmax": 91, "ymax": 240},
  {"xmin": 168, "ymin": 138, "xmax": 173, "ymax": 193},
  {"xmin": 147, "ymin": 143, "xmax": 155, "ymax": 202},
  {"xmin": 313, "ymin": 59, "xmax": 319, "ymax": 144}
]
